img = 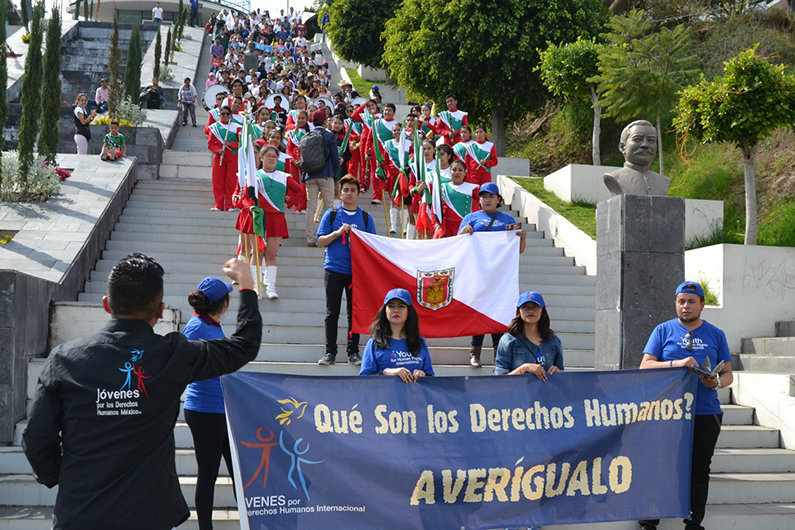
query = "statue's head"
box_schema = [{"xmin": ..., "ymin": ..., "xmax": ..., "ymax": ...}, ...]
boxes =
[{"xmin": 619, "ymin": 120, "xmax": 656, "ymax": 168}]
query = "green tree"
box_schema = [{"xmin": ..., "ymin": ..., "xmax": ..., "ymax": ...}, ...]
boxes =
[
  {"xmin": 327, "ymin": 0, "xmax": 401, "ymax": 68},
  {"xmin": 37, "ymin": 5, "xmax": 61, "ymax": 164},
  {"xmin": 20, "ymin": 0, "xmax": 29, "ymax": 29},
  {"xmin": 594, "ymin": 10, "xmax": 700, "ymax": 175},
  {"xmin": 0, "ymin": 0, "xmax": 9, "ymax": 187},
  {"xmin": 153, "ymin": 28, "xmax": 162, "ymax": 79},
  {"xmin": 17, "ymin": 1, "xmax": 44, "ymax": 184},
  {"xmin": 674, "ymin": 47, "xmax": 795, "ymax": 245},
  {"xmin": 538, "ymin": 37, "xmax": 605, "ymax": 165},
  {"xmin": 164, "ymin": 27, "xmax": 171, "ymax": 65},
  {"xmin": 124, "ymin": 23, "xmax": 142, "ymax": 102},
  {"xmin": 107, "ymin": 17, "xmax": 123, "ymax": 117},
  {"xmin": 383, "ymin": 0, "xmax": 608, "ymax": 155}
]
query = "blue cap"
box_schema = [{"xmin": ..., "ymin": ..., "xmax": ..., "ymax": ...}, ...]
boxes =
[
  {"xmin": 197, "ymin": 276, "xmax": 233, "ymax": 304},
  {"xmin": 517, "ymin": 290, "xmax": 545, "ymax": 308},
  {"xmin": 675, "ymin": 281, "xmax": 704, "ymax": 298},
  {"xmin": 383, "ymin": 288, "xmax": 412, "ymax": 307},
  {"xmin": 478, "ymin": 182, "xmax": 500, "ymax": 196},
  {"xmin": 371, "ymin": 85, "xmax": 379, "ymax": 90}
]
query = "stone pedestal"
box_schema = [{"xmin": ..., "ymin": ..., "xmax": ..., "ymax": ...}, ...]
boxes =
[{"xmin": 595, "ymin": 195, "xmax": 685, "ymax": 370}]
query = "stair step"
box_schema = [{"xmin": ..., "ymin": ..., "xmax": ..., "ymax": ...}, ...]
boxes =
[
  {"xmin": 4, "ymin": 470, "xmax": 794, "ymax": 508},
  {"xmin": 741, "ymin": 337, "xmax": 795, "ymax": 356},
  {"xmin": 736, "ymin": 354, "xmax": 795, "ymax": 372},
  {"xmin": 716, "ymin": 425, "xmax": 781, "ymax": 449}
]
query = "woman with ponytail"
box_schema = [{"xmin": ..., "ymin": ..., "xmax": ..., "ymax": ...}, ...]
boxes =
[{"xmin": 182, "ymin": 277, "xmax": 235, "ymax": 530}]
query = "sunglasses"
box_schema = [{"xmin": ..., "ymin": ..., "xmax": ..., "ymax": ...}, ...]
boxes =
[{"xmin": 220, "ymin": 112, "xmax": 232, "ymax": 117}]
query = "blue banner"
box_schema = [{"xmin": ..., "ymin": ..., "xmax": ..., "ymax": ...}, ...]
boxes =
[{"xmin": 221, "ymin": 369, "xmax": 697, "ymax": 529}]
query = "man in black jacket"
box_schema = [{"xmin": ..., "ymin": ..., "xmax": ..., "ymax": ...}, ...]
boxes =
[{"xmin": 22, "ymin": 253, "xmax": 262, "ymax": 530}]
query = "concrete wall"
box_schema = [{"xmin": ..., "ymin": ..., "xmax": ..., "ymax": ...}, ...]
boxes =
[
  {"xmin": 686, "ymin": 244, "xmax": 795, "ymax": 351},
  {"xmin": 0, "ymin": 157, "xmax": 139, "ymax": 443},
  {"xmin": 498, "ymin": 175, "xmax": 596, "ymax": 275},
  {"xmin": 56, "ymin": 114, "xmax": 179, "ymax": 180},
  {"xmin": 50, "ymin": 302, "xmax": 181, "ymax": 350},
  {"xmin": 731, "ymin": 373, "xmax": 795, "ymax": 449},
  {"xmin": 543, "ymin": 164, "xmax": 724, "ymax": 243}
]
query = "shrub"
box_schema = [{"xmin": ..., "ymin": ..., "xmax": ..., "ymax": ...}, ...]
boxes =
[{"xmin": 0, "ymin": 151, "xmax": 60, "ymax": 202}]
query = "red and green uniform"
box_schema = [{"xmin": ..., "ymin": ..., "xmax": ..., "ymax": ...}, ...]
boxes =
[
  {"xmin": 208, "ymin": 121, "xmax": 240, "ymax": 210},
  {"xmin": 437, "ymin": 109, "xmax": 469, "ymax": 146},
  {"xmin": 464, "ymin": 139, "xmax": 498, "ymax": 186}
]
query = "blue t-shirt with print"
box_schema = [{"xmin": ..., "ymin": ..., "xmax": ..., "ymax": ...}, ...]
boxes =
[
  {"xmin": 317, "ymin": 206, "xmax": 377, "ymax": 274},
  {"xmin": 643, "ymin": 318, "xmax": 731, "ymax": 415},
  {"xmin": 458, "ymin": 210, "xmax": 516, "ymax": 234},
  {"xmin": 182, "ymin": 315, "xmax": 227, "ymax": 414},
  {"xmin": 359, "ymin": 337, "xmax": 435, "ymax": 377}
]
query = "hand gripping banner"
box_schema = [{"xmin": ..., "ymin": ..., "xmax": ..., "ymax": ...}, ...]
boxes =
[{"xmin": 222, "ymin": 369, "xmax": 697, "ymax": 529}]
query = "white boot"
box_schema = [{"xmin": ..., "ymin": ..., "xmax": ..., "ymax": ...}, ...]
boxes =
[
  {"xmin": 406, "ymin": 224, "xmax": 416, "ymax": 240},
  {"xmin": 265, "ymin": 266, "xmax": 279, "ymax": 299},
  {"xmin": 389, "ymin": 207, "xmax": 398, "ymax": 234},
  {"xmin": 249, "ymin": 265, "xmax": 261, "ymax": 296}
]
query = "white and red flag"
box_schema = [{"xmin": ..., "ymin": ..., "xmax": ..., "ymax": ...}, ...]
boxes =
[{"xmin": 351, "ymin": 229, "xmax": 519, "ymax": 338}]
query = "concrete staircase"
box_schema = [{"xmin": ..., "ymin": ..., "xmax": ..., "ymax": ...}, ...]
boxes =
[
  {"xmin": 736, "ymin": 321, "xmax": 795, "ymax": 372},
  {"xmin": 2, "ymin": 36, "xmax": 794, "ymax": 530}
]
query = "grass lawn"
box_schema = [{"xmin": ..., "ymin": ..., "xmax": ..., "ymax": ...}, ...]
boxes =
[
  {"xmin": 509, "ymin": 177, "xmax": 597, "ymax": 239},
  {"xmin": 342, "ymin": 67, "xmax": 375, "ymax": 97}
]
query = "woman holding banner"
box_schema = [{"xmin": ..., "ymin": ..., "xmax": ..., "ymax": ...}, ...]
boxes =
[
  {"xmin": 495, "ymin": 290, "xmax": 564, "ymax": 378},
  {"xmin": 360, "ymin": 288, "xmax": 434, "ymax": 382},
  {"xmin": 182, "ymin": 277, "xmax": 236, "ymax": 530},
  {"xmin": 459, "ymin": 182, "xmax": 527, "ymax": 367}
]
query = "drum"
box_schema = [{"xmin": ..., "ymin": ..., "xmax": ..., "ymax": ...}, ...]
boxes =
[
  {"xmin": 202, "ymin": 84, "xmax": 228, "ymax": 111},
  {"xmin": 264, "ymin": 93, "xmax": 290, "ymax": 112},
  {"xmin": 312, "ymin": 96, "xmax": 334, "ymax": 112}
]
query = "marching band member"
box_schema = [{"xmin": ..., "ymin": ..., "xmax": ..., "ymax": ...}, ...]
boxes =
[
  {"xmin": 254, "ymin": 145, "xmax": 304, "ymax": 299},
  {"xmin": 207, "ymin": 106, "xmax": 240, "ymax": 211},
  {"xmin": 435, "ymin": 159, "xmax": 480, "ymax": 238},
  {"xmin": 436, "ymin": 93, "xmax": 469, "ymax": 146},
  {"xmin": 464, "ymin": 125, "xmax": 499, "ymax": 186}
]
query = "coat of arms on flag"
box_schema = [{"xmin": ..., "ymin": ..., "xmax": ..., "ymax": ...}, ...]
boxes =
[{"xmin": 416, "ymin": 268, "xmax": 454, "ymax": 311}]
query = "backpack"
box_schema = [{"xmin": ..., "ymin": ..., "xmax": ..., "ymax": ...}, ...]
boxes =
[{"xmin": 299, "ymin": 129, "xmax": 327, "ymax": 174}]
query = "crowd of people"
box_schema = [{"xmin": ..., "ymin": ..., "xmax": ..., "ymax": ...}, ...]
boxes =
[
  {"xmin": 197, "ymin": 6, "xmax": 511, "ymax": 305},
  {"xmin": 41, "ymin": 8, "xmax": 733, "ymax": 530}
]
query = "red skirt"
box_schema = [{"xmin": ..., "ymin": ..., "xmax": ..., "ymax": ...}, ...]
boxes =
[
  {"xmin": 235, "ymin": 208, "xmax": 252, "ymax": 233},
  {"xmin": 264, "ymin": 210, "xmax": 290, "ymax": 238},
  {"xmin": 236, "ymin": 208, "xmax": 289, "ymax": 238}
]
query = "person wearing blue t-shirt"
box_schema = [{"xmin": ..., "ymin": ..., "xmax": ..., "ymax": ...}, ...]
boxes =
[
  {"xmin": 639, "ymin": 281, "xmax": 733, "ymax": 530},
  {"xmin": 360, "ymin": 288, "xmax": 434, "ymax": 381},
  {"xmin": 317, "ymin": 175, "xmax": 377, "ymax": 366},
  {"xmin": 182, "ymin": 277, "xmax": 236, "ymax": 530},
  {"xmin": 459, "ymin": 182, "xmax": 527, "ymax": 368}
]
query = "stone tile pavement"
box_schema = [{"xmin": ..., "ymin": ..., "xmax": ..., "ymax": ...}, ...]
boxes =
[{"xmin": 0, "ymin": 154, "xmax": 136, "ymax": 283}]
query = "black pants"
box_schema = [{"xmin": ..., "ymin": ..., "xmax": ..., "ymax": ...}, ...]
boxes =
[
  {"xmin": 324, "ymin": 269, "xmax": 359, "ymax": 356},
  {"xmin": 185, "ymin": 409, "xmax": 236, "ymax": 530},
  {"xmin": 471, "ymin": 333, "xmax": 502, "ymax": 348},
  {"xmin": 640, "ymin": 413, "xmax": 722, "ymax": 530}
]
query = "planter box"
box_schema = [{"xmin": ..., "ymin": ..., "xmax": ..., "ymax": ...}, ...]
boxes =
[{"xmin": 685, "ymin": 243, "xmax": 795, "ymax": 351}]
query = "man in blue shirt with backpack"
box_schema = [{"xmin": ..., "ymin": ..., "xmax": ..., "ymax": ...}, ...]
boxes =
[{"xmin": 316, "ymin": 174, "xmax": 377, "ymax": 366}]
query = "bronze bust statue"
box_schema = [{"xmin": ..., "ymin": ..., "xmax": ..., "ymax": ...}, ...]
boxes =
[{"xmin": 604, "ymin": 120, "xmax": 670, "ymax": 196}]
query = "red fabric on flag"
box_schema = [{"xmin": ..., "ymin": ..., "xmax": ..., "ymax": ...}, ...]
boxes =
[{"xmin": 351, "ymin": 232, "xmax": 508, "ymax": 338}]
